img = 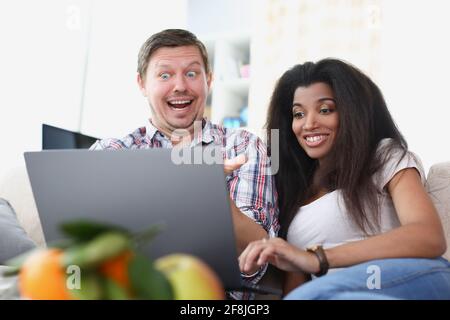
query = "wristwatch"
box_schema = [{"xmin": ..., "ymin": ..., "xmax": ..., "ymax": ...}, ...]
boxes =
[{"xmin": 306, "ymin": 245, "xmax": 329, "ymax": 277}]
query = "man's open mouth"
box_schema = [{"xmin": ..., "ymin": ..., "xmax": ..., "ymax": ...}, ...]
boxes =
[{"xmin": 167, "ymin": 99, "xmax": 194, "ymax": 109}]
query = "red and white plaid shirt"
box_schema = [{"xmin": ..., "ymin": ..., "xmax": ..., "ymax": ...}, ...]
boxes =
[{"xmin": 90, "ymin": 119, "xmax": 280, "ymax": 300}]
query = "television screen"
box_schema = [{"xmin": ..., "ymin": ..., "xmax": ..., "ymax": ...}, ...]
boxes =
[{"xmin": 42, "ymin": 124, "xmax": 99, "ymax": 150}]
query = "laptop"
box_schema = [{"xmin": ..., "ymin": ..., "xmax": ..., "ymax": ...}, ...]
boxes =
[
  {"xmin": 24, "ymin": 149, "xmax": 281, "ymax": 296},
  {"xmin": 42, "ymin": 124, "xmax": 98, "ymax": 150}
]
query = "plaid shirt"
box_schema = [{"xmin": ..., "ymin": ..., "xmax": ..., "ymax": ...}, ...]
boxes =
[{"xmin": 90, "ymin": 119, "xmax": 280, "ymax": 300}]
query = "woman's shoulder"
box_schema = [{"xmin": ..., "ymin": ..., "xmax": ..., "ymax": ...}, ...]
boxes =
[
  {"xmin": 376, "ymin": 138, "xmax": 404, "ymax": 154},
  {"xmin": 374, "ymin": 138, "xmax": 426, "ymax": 190}
]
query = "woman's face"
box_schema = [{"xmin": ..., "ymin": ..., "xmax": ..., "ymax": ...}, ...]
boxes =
[{"xmin": 291, "ymin": 82, "xmax": 339, "ymax": 163}]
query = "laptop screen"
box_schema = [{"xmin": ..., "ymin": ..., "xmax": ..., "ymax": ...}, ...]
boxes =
[
  {"xmin": 24, "ymin": 149, "xmax": 244, "ymax": 290},
  {"xmin": 42, "ymin": 124, "xmax": 98, "ymax": 150}
]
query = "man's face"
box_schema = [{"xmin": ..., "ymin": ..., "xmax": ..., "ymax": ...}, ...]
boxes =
[{"xmin": 138, "ymin": 45, "xmax": 211, "ymax": 137}]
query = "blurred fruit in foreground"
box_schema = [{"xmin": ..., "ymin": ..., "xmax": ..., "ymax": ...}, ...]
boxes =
[
  {"xmin": 99, "ymin": 250, "xmax": 133, "ymax": 292},
  {"xmin": 155, "ymin": 254, "xmax": 225, "ymax": 300},
  {"xmin": 62, "ymin": 232, "xmax": 130, "ymax": 269},
  {"xmin": 19, "ymin": 248, "xmax": 71, "ymax": 300},
  {"xmin": 8, "ymin": 220, "xmax": 221, "ymax": 300}
]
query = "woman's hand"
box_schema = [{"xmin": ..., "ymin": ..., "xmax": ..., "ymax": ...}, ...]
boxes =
[{"xmin": 238, "ymin": 237, "xmax": 320, "ymax": 275}]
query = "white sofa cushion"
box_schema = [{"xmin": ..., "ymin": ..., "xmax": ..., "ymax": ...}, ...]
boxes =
[
  {"xmin": 0, "ymin": 166, "xmax": 45, "ymax": 246},
  {"xmin": 425, "ymin": 161, "xmax": 450, "ymax": 260},
  {"xmin": 0, "ymin": 198, "xmax": 37, "ymax": 262}
]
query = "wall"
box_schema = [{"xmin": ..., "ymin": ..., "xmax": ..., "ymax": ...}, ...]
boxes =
[
  {"xmin": 1, "ymin": 0, "xmax": 449, "ymax": 181},
  {"xmin": 0, "ymin": 0, "xmax": 89, "ymax": 181},
  {"xmin": 248, "ymin": 0, "xmax": 450, "ymax": 172},
  {"xmin": 187, "ymin": 0, "xmax": 251, "ymax": 36},
  {"xmin": 0, "ymin": 0, "xmax": 187, "ymax": 181},
  {"xmin": 379, "ymin": 0, "xmax": 450, "ymax": 171}
]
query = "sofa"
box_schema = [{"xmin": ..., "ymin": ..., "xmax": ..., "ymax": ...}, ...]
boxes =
[
  {"xmin": 1, "ymin": 162, "xmax": 450, "ymax": 292},
  {"xmin": 0, "ymin": 166, "xmax": 45, "ymax": 247},
  {"xmin": 425, "ymin": 161, "xmax": 450, "ymax": 260}
]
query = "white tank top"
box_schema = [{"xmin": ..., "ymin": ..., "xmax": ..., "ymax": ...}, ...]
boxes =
[{"xmin": 287, "ymin": 139, "xmax": 426, "ymax": 252}]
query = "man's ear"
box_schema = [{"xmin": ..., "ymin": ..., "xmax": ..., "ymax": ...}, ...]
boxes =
[{"xmin": 137, "ymin": 73, "xmax": 147, "ymax": 96}]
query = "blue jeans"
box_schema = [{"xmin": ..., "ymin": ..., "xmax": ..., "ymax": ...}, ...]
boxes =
[{"xmin": 284, "ymin": 257, "xmax": 450, "ymax": 300}]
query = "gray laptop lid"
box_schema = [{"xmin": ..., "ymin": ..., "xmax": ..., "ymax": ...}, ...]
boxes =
[{"xmin": 24, "ymin": 149, "xmax": 244, "ymax": 290}]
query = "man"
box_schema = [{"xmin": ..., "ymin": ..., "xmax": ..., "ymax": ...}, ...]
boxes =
[{"xmin": 90, "ymin": 29, "xmax": 279, "ymax": 299}]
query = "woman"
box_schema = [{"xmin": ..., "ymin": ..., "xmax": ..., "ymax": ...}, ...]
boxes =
[{"xmin": 239, "ymin": 58, "xmax": 450, "ymax": 299}]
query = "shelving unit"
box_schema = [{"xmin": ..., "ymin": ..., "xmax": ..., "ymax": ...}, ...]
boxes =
[{"xmin": 200, "ymin": 33, "xmax": 251, "ymax": 128}]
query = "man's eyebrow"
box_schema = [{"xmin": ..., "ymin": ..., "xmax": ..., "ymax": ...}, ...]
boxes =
[
  {"xmin": 154, "ymin": 61, "xmax": 203, "ymax": 69},
  {"xmin": 186, "ymin": 61, "xmax": 202, "ymax": 68}
]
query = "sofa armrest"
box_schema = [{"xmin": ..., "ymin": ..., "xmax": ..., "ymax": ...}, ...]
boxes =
[
  {"xmin": 0, "ymin": 166, "xmax": 45, "ymax": 247},
  {"xmin": 426, "ymin": 161, "xmax": 450, "ymax": 260}
]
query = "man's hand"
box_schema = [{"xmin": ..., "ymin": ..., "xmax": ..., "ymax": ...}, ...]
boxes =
[{"xmin": 224, "ymin": 154, "xmax": 247, "ymax": 175}]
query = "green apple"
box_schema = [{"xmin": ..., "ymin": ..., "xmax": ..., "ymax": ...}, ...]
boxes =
[{"xmin": 154, "ymin": 253, "xmax": 225, "ymax": 300}]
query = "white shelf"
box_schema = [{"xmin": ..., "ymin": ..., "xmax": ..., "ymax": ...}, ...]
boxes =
[
  {"xmin": 200, "ymin": 33, "xmax": 251, "ymax": 128},
  {"xmin": 222, "ymin": 78, "xmax": 250, "ymax": 95}
]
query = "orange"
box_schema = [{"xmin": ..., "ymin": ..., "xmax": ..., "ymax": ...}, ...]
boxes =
[
  {"xmin": 19, "ymin": 248, "xmax": 72, "ymax": 300},
  {"xmin": 99, "ymin": 250, "xmax": 133, "ymax": 290}
]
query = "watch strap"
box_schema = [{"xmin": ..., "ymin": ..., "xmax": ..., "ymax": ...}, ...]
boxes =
[{"xmin": 307, "ymin": 245, "xmax": 329, "ymax": 277}]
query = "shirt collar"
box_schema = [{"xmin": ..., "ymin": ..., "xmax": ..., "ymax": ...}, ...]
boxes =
[
  {"xmin": 145, "ymin": 119, "xmax": 160, "ymax": 141},
  {"xmin": 145, "ymin": 118, "xmax": 215, "ymax": 146},
  {"xmin": 196, "ymin": 118, "xmax": 215, "ymax": 145}
]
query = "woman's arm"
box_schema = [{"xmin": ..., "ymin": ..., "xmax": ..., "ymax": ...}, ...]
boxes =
[
  {"xmin": 239, "ymin": 168, "xmax": 446, "ymax": 275},
  {"xmin": 325, "ymin": 168, "xmax": 446, "ymax": 268}
]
